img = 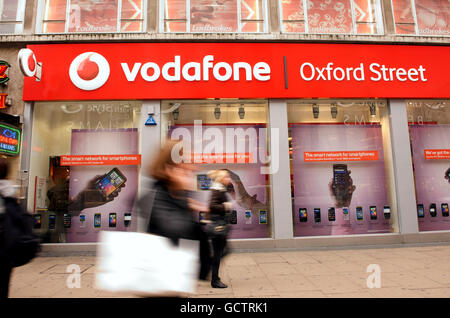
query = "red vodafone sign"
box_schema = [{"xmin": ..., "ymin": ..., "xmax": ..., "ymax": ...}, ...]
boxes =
[{"xmin": 22, "ymin": 43, "xmax": 450, "ymax": 100}]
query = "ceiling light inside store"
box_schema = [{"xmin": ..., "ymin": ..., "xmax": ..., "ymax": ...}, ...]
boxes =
[
  {"xmin": 214, "ymin": 106, "xmax": 221, "ymax": 119},
  {"xmin": 369, "ymin": 103, "xmax": 376, "ymax": 118},
  {"xmin": 173, "ymin": 108, "xmax": 179, "ymax": 120},
  {"xmin": 331, "ymin": 104, "xmax": 338, "ymax": 119},
  {"xmin": 312, "ymin": 104, "xmax": 319, "ymax": 119},
  {"xmin": 238, "ymin": 105, "xmax": 245, "ymax": 119}
]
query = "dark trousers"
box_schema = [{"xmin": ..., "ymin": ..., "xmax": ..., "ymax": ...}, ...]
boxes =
[
  {"xmin": 211, "ymin": 236, "xmax": 227, "ymax": 282},
  {"xmin": 198, "ymin": 229, "xmax": 211, "ymax": 280},
  {"xmin": 0, "ymin": 260, "xmax": 12, "ymax": 299}
]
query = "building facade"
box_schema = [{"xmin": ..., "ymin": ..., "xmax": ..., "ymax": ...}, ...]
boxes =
[{"xmin": 0, "ymin": 0, "xmax": 449, "ymax": 251}]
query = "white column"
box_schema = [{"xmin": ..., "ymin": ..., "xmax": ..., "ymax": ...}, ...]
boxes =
[
  {"xmin": 268, "ymin": 99, "xmax": 294, "ymax": 239},
  {"xmin": 388, "ymin": 99, "xmax": 419, "ymax": 234}
]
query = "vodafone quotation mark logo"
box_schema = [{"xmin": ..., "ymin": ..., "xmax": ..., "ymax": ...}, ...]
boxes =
[{"xmin": 69, "ymin": 52, "xmax": 110, "ymax": 91}]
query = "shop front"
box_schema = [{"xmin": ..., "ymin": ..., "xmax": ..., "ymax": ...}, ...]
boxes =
[{"xmin": 19, "ymin": 42, "xmax": 450, "ymax": 248}]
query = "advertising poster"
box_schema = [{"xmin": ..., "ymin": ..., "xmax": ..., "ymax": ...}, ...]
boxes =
[
  {"xmin": 291, "ymin": 124, "xmax": 391, "ymax": 236},
  {"xmin": 410, "ymin": 125, "xmax": 450, "ymax": 231},
  {"xmin": 66, "ymin": 128, "xmax": 139, "ymax": 243},
  {"xmin": 69, "ymin": 0, "xmax": 118, "ymax": 33},
  {"xmin": 169, "ymin": 124, "xmax": 270, "ymax": 239}
]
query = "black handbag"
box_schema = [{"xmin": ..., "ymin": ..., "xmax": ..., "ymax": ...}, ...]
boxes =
[{"xmin": 204, "ymin": 218, "xmax": 230, "ymax": 238}]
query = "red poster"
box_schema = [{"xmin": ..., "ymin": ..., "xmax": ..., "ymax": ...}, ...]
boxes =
[
  {"xmin": 68, "ymin": 0, "xmax": 118, "ymax": 33},
  {"xmin": 304, "ymin": 151, "xmax": 379, "ymax": 162},
  {"xmin": 307, "ymin": 0, "xmax": 353, "ymax": 34},
  {"xmin": 190, "ymin": 0, "xmax": 238, "ymax": 32},
  {"xmin": 61, "ymin": 154, "xmax": 141, "ymax": 166},
  {"xmin": 424, "ymin": 149, "xmax": 450, "ymax": 160},
  {"xmin": 415, "ymin": 0, "xmax": 450, "ymax": 36}
]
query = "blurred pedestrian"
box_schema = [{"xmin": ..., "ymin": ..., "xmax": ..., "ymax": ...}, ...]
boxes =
[
  {"xmin": 206, "ymin": 169, "xmax": 232, "ymax": 288},
  {"xmin": 145, "ymin": 139, "xmax": 211, "ymax": 281}
]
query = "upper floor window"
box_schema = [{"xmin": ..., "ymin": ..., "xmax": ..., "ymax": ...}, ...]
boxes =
[
  {"xmin": 37, "ymin": 0, "xmax": 146, "ymax": 34},
  {"xmin": 392, "ymin": 0, "xmax": 450, "ymax": 36},
  {"xmin": 0, "ymin": 0, "xmax": 26, "ymax": 34},
  {"xmin": 161, "ymin": 0, "xmax": 268, "ymax": 33},
  {"xmin": 279, "ymin": 0, "xmax": 384, "ymax": 35}
]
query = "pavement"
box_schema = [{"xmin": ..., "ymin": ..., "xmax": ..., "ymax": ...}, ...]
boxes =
[{"xmin": 8, "ymin": 243, "xmax": 450, "ymax": 298}]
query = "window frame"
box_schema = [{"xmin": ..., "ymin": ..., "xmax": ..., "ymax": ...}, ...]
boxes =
[
  {"xmin": 278, "ymin": 0, "xmax": 385, "ymax": 36},
  {"xmin": 36, "ymin": 0, "xmax": 148, "ymax": 34},
  {"xmin": 159, "ymin": 0, "xmax": 269, "ymax": 34},
  {"xmin": 390, "ymin": 0, "xmax": 450, "ymax": 37},
  {"xmin": 0, "ymin": 0, "xmax": 26, "ymax": 34}
]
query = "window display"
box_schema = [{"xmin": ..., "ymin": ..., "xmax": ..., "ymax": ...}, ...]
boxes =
[
  {"xmin": 161, "ymin": 100, "xmax": 272, "ymax": 239},
  {"xmin": 288, "ymin": 100, "xmax": 398, "ymax": 236},
  {"xmin": 161, "ymin": 0, "xmax": 268, "ymax": 33},
  {"xmin": 407, "ymin": 100, "xmax": 450, "ymax": 231},
  {"xmin": 28, "ymin": 101, "xmax": 142, "ymax": 243},
  {"xmin": 279, "ymin": 0, "xmax": 383, "ymax": 34},
  {"xmin": 0, "ymin": 0, "xmax": 26, "ymax": 34},
  {"xmin": 391, "ymin": 0, "xmax": 450, "ymax": 36},
  {"xmin": 39, "ymin": 0, "xmax": 146, "ymax": 33}
]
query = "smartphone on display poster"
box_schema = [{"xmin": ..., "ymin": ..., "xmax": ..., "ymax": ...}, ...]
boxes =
[
  {"xmin": 109, "ymin": 213, "xmax": 117, "ymax": 227},
  {"xmin": 33, "ymin": 214, "xmax": 42, "ymax": 229},
  {"xmin": 245, "ymin": 211, "xmax": 252, "ymax": 224},
  {"xmin": 417, "ymin": 204, "xmax": 425, "ymax": 218},
  {"xmin": 80, "ymin": 215, "xmax": 86, "ymax": 228},
  {"xmin": 383, "ymin": 206, "xmax": 391, "ymax": 219},
  {"xmin": 332, "ymin": 164, "xmax": 351, "ymax": 206},
  {"xmin": 429, "ymin": 203, "xmax": 437, "ymax": 217},
  {"xmin": 197, "ymin": 174, "xmax": 211, "ymax": 190},
  {"xmin": 342, "ymin": 207, "xmax": 349, "ymax": 221},
  {"xmin": 124, "ymin": 213, "xmax": 132, "ymax": 227},
  {"xmin": 94, "ymin": 213, "xmax": 101, "ymax": 228},
  {"xmin": 259, "ymin": 210, "xmax": 267, "ymax": 224},
  {"xmin": 49, "ymin": 214, "xmax": 56, "ymax": 230},
  {"xmin": 95, "ymin": 167, "xmax": 127, "ymax": 199},
  {"xmin": 370, "ymin": 206, "xmax": 377, "ymax": 220},
  {"xmin": 314, "ymin": 208, "xmax": 321, "ymax": 223},
  {"xmin": 299, "ymin": 208, "xmax": 307, "ymax": 222},
  {"xmin": 230, "ymin": 210, "xmax": 237, "ymax": 225},
  {"xmin": 442, "ymin": 203, "xmax": 449, "ymax": 217},
  {"xmin": 63, "ymin": 213, "xmax": 71, "ymax": 228},
  {"xmin": 328, "ymin": 207, "xmax": 336, "ymax": 222},
  {"xmin": 356, "ymin": 207, "xmax": 364, "ymax": 221}
]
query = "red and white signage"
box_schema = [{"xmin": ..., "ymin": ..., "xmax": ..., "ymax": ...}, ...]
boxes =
[
  {"xmin": 22, "ymin": 43, "xmax": 450, "ymax": 100},
  {"xmin": 424, "ymin": 149, "xmax": 450, "ymax": 160},
  {"xmin": 304, "ymin": 151, "xmax": 379, "ymax": 162},
  {"xmin": 60, "ymin": 154, "xmax": 141, "ymax": 166}
]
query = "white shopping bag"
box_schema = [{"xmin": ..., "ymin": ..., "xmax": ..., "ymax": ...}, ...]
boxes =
[{"xmin": 95, "ymin": 231, "xmax": 199, "ymax": 296}]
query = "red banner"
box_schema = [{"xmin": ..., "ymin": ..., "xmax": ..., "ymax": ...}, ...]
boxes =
[
  {"xmin": 304, "ymin": 151, "xmax": 379, "ymax": 162},
  {"xmin": 22, "ymin": 43, "xmax": 450, "ymax": 101},
  {"xmin": 424, "ymin": 149, "xmax": 450, "ymax": 160},
  {"xmin": 60, "ymin": 154, "xmax": 141, "ymax": 166}
]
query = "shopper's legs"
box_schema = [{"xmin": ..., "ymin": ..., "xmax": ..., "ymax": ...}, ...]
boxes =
[
  {"xmin": 211, "ymin": 237, "xmax": 226, "ymax": 284},
  {"xmin": 0, "ymin": 261, "xmax": 12, "ymax": 299}
]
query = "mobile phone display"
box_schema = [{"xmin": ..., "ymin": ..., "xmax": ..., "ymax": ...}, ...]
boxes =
[
  {"xmin": 328, "ymin": 207, "xmax": 336, "ymax": 222},
  {"xmin": 197, "ymin": 174, "xmax": 211, "ymax": 190},
  {"xmin": 299, "ymin": 208, "xmax": 307, "ymax": 222},
  {"xmin": 95, "ymin": 168, "xmax": 127, "ymax": 199},
  {"xmin": 343, "ymin": 207, "xmax": 349, "ymax": 221},
  {"xmin": 49, "ymin": 214, "xmax": 56, "ymax": 230},
  {"xmin": 33, "ymin": 214, "xmax": 42, "ymax": 229},
  {"xmin": 94, "ymin": 213, "xmax": 101, "ymax": 228},
  {"xmin": 356, "ymin": 207, "xmax": 364, "ymax": 221},
  {"xmin": 417, "ymin": 204, "xmax": 425, "ymax": 218},
  {"xmin": 109, "ymin": 213, "xmax": 117, "ymax": 227},
  {"xmin": 383, "ymin": 206, "xmax": 391, "ymax": 219},
  {"xmin": 245, "ymin": 211, "xmax": 252, "ymax": 224},
  {"xmin": 80, "ymin": 215, "xmax": 86, "ymax": 228},
  {"xmin": 124, "ymin": 213, "xmax": 132, "ymax": 227},
  {"xmin": 314, "ymin": 208, "xmax": 321, "ymax": 223},
  {"xmin": 370, "ymin": 206, "xmax": 377, "ymax": 220},
  {"xmin": 230, "ymin": 210, "xmax": 237, "ymax": 225},
  {"xmin": 429, "ymin": 203, "xmax": 437, "ymax": 217},
  {"xmin": 442, "ymin": 203, "xmax": 449, "ymax": 217},
  {"xmin": 63, "ymin": 213, "xmax": 71, "ymax": 228},
  {"xmin": 331, "ymin": 164, "xmax": 351, "ymax": 207},
  {"xmin": 259, "ymin": 210, "xmax": 267, "ymax": 224}
]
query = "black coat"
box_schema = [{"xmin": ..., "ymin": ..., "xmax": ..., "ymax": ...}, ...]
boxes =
[
  {"xmin": 208, "ymin": 189, "xmax": 229, "ymax": 222},
  {"xmin": 146, "ymin": 181, "xmax": 199, "ymax": 242}
]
